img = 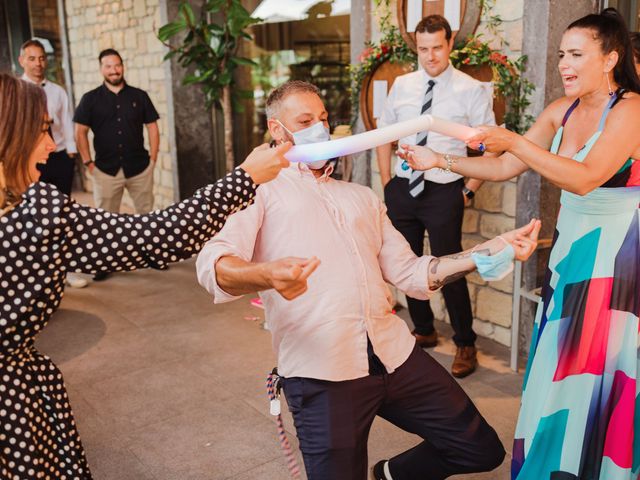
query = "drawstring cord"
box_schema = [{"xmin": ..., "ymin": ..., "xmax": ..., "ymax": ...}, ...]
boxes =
[{"xmin": 266, "ymin": 368, "xmax": 301, "ymax": 478}]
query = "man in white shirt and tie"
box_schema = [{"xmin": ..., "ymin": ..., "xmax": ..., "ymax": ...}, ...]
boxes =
[
  {"xmin": 376, "ymin": 15, "xmax": 496, "ymax": 377},
  {"xmin": 19, "ymin": 39, "xmax": 88, "ymax": 288}
]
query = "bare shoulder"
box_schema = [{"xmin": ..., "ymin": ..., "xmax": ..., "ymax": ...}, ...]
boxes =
[
  {"xmin": 544, "ymin": 96, "xmax": 576, "ymax": 117},
  {"xmin": 538, "ymin": 97, "xmax": 576, "ymax": 130},
  {"xmin": 611, "ymin": 92, "xmax": 640, "ymax": 116}
]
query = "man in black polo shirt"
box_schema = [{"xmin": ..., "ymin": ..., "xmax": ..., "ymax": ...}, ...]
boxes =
[{"xmin": 74, "ymin": 48, "xmax": 159, "ymax": 214}]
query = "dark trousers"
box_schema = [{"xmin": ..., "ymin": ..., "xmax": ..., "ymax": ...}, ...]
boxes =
[
  {"xmin": 281, "ymin": 345, "xmax": 505, "ymax": 480},
  {"xmin": 40, "ymin": 150, "xmax": 75, "ymax": 196},
  {"xmin": 384, "ymin": 176, "xmax": 476, "ymax": 346}
]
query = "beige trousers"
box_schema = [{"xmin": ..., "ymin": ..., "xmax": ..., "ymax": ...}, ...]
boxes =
[{"xmin": 92, "ymin": 162, "xmax": 154, "ymax": 213}]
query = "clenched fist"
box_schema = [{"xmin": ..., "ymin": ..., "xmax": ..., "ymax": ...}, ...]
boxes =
[{"xmin": 267, "ymin": 256, "xmax": 321, "ymax": 300}]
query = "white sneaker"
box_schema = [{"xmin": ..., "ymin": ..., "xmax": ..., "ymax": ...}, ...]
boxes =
[{"xmin": 66, "ymin": 273, "xmax": 89, "ymax": 288}]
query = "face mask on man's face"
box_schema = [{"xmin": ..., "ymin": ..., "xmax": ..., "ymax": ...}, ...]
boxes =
[{"xmin": 276, "ymin": 120, "xmax": 331, "ymax": 169}]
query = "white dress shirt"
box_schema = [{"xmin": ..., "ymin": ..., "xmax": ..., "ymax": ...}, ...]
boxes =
[
  {"xmin": 196, "ymin": 165, "xmax": 438, "ymax": 381},
  {"xmin": 377, "ymin": 63, "xmax": 495, "ymax": 183},
  {"xmin": 22, "ymin": 74, "xmax": 77, "ymax": 154}
]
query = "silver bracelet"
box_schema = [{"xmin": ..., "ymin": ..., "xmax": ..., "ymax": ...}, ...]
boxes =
[{"xmin": 443, "ymin": 154, "xmax": 455, "ymax": 174}]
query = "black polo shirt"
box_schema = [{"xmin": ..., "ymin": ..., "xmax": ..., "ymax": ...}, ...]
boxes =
[{"xmin": 73, "ymin": 83, "xmax": 159, "ymax": 177}]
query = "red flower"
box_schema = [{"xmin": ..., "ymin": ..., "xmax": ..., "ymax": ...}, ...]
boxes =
[
  {"xmin": 463, "ymin": 58, "xmax": 471, "ymax": 64},
  {"xmin": 359, "ymin": 47, "xmax": 374, "ymax": 62},
  {"xmin": 489, "ymin": 51, "xmax": 509, "ymax": 66}
]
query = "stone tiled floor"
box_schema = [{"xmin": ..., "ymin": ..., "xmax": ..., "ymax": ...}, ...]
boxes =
[{"xmin": 37, "ymin": 259, "xmax": 524, "ymax": 479}]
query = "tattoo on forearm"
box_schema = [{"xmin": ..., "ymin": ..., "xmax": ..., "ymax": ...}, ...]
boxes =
[
  {"xmin": 430, "ymin": 247, "xmax": 491, "ymax": 275},
  {"xmin": 441, "ymin": 248, "xmax": 491, "ymax": 261},
  {"xmin": 428, "ymin": 246, "xmax": 492, "ymax": 289},
  {"xmin": 430, "ymin": 268, "xmax": 476, "ymax": 290}
]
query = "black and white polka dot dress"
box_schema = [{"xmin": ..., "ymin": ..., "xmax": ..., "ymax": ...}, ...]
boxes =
[{"xmin": 0, "ymin": 168, "xmax": 256, "ymax": 479}]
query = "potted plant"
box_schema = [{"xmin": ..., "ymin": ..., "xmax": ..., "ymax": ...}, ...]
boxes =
[{"xmin": 158, "ymin": 0, "xmax": 260, "ymax": 172}]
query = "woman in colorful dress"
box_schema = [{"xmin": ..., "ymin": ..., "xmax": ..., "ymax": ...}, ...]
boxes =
[
  {"xmin": 0, "ymin": 73, "xmax": 293, "ymax": 479},
  {"xmin": 399, "ymin": 8, "xmax": 640, "ymax": 480}
]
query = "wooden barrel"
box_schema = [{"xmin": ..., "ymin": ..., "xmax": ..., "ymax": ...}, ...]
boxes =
[
  {"xmin": 360, "ymin": 61, "xmax": 505, "ymax": 131},
  {"xmin": 397, "ymin": 0, "xmax": 481, "ymax": 51},
  {"xmin": 360, "ymin": 59, "xmax": 415, "ymax": 131},
  {"xmin": 458, "ymin": 63, "xmax": 506, "ymax": 126}
]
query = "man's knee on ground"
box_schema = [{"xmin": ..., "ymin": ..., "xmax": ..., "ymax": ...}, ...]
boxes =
[{"xmin": 468, "ymin": 429, "xmax": 505, "ymax": 471}]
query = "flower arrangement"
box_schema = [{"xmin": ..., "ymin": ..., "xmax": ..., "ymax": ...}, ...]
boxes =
[
  {"xmin": 350, "ymin": 0, "xmax": 535, "ymax": 134},
  {"xmin": 348, "ymin": 4, "xmax": 417, "ymax": 124},
  {"xmin": 450, "ymin": 36, "xmax": 535, "ymax": 133}
]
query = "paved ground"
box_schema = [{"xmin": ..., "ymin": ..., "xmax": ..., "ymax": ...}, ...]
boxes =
[{"xmin": 37, "ymin": 259, "xmax": 524, "ymax": 480}]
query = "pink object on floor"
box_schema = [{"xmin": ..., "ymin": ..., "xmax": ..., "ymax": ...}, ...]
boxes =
[{"xmin": 251, "ymin": 297, "xmax": 264, "ymax": 309}]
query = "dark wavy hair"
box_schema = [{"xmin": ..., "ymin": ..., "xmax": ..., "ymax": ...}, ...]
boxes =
[{"xmin": 567, "ymin": 8, "xmax": 640, "ymax": 93}]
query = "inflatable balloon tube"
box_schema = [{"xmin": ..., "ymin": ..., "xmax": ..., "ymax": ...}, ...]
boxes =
[{"xmin": 284, "ymin": 115, "xmax": 482, "ymax": 163}]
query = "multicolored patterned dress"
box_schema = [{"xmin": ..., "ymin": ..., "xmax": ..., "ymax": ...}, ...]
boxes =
[{"xmin": 512, "ymin": 91, "xmax": 640, "ymax": 479}]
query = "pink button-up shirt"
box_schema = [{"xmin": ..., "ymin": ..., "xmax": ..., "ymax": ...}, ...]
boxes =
[{"xmin": 196, "ymin": 165, "xmax": 436, "ymax": 381}]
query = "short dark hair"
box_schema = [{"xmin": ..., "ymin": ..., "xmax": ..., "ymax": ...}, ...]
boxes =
[
  {"xmin": 98, "ymin": 48, "xmax": 123, "ymax": 64},
  {"xmin": 631, "ymin": 31, "xmax": 640, "ymax": 64},
  {"xmin": 415, "ymin": 14, "xmax": 452, "ymax": 41},
  {"xmin": 19, "ymin": 39, "xmax": 46, "ymax": 56},
  {"xmin": 265, "ymin": 80, "xmax": 321, "ymax": 118}
]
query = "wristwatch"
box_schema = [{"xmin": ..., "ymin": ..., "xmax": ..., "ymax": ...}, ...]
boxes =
[
  {"xmin": 83, "ymin": 159, "xmax": 94, "ymax": 167},
  {"xmin": 462, "ymin": 186, "xmax": 475, "ymax": 200}
]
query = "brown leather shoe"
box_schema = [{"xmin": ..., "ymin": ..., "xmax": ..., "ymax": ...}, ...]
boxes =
[
  {"xmin": 413, "ymin": 330, "xmax": 438, "ymax": 348},
  {"xmin": 451, "ymin": 346, "xmax": 478, "ymax": 378}
]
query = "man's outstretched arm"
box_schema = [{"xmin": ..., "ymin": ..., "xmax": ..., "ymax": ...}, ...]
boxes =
[
  {"xmin": 378, "ymin": 198, "xmax": 540, "ymax": 298},
  {"xmin": 215, "ymin": 255, "xmax": 320, "ymax": 300},
  {"xmin": 426, "ymin": 219, "xmax": 540, "ymax": 290}
]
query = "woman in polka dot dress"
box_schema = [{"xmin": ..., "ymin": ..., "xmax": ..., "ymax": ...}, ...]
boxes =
[{"xmin": 0, "ymin": 74, "xmax": 290, "ymax": 479}]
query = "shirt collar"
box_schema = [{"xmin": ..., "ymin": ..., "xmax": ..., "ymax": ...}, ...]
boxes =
[
  {"xmin": 101, "ymin": 81, "xmax": 128, "ymax": 94},
  {"xmin": 21, "ymin": 73, "xmax": 47, "ymax": 88},
  {"xmin": 419, "ymin": 62, "xmax": 454, "ymax": 87},
  {"xmin": 294, "ymin": 162, "xmax": 334, "ymax": 183}
]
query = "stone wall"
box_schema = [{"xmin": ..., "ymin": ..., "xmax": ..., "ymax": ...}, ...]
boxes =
[
  {"xmin": 65, "ymin": 0, "xmax": 176, "ymax": 208},
  {"xmin": 371, "ymin": 0, "xmax": 524, "ymax": 346},
  {"xmin": 457, "ymin": 0, "xmax": 523, "ymax": 346}
]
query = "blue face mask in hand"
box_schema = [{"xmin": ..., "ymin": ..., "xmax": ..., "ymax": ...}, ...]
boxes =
[
  {"xmin": 277, "ymin": 120, "xmax": 332, "ymax": 169},
  {"xmin": 471, "ymin": 241, "xmax": 515, "ymax": 281}
]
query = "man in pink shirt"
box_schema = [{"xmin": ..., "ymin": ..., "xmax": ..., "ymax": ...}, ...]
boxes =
[{"xmin": 196, "ymin": 81, "xmax": 540, "ymax": 480}]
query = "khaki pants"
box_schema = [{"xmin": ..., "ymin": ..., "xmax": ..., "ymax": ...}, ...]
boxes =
[{"xmin": 92, "ymin": 163, "xmax": 154, "ymax": 213}]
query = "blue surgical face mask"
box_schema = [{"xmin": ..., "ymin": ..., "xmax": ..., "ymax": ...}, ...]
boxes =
[
  {"xmin": 277, "ymin": 120, "xmax": 331, "ymax": 169},
  {"xmin": 472, "ymin": 243, "xmax": 515, "ymax": 281}
]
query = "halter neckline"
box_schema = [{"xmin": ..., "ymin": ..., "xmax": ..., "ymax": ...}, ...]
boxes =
[{"xmin": 561, "ymin": 88, "xmax": 625, "ymax": 131}]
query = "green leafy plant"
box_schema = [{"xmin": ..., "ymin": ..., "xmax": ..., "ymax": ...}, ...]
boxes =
[
  {"xmin": 350, "ymin": 0, "xmax": 535, "ymax": 133},
  {"xmin": 349, "ymin": 1, "xmax": 417, "ymax": 124},
  {"xmin": 450, "ymin": 37, "xmax": 535, "ymax": 133},
  {"xmin": 158, "ymin": 0, "xmax": 261, "ymax": 172}
]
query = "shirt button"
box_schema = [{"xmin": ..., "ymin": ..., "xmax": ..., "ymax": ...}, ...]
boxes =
[
  {"xmin": 118, "ymin": 131, "xmax": 122, "ymax": 135},
  {"xmin": 118, "ymin": 144, "xmax": 123, "ymax": 148},
  {"xmin": 116, "ymin": 105, "xmax": 120, "ymax": 109},
  {"xmin": 117, "ymin": 118, "xmax": 121, "ymax": 122}
]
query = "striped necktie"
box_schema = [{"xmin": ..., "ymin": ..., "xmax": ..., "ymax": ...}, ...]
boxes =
[{"xmin": 408, "ymin": 79, "xmax": 435, "ymax": 198}]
